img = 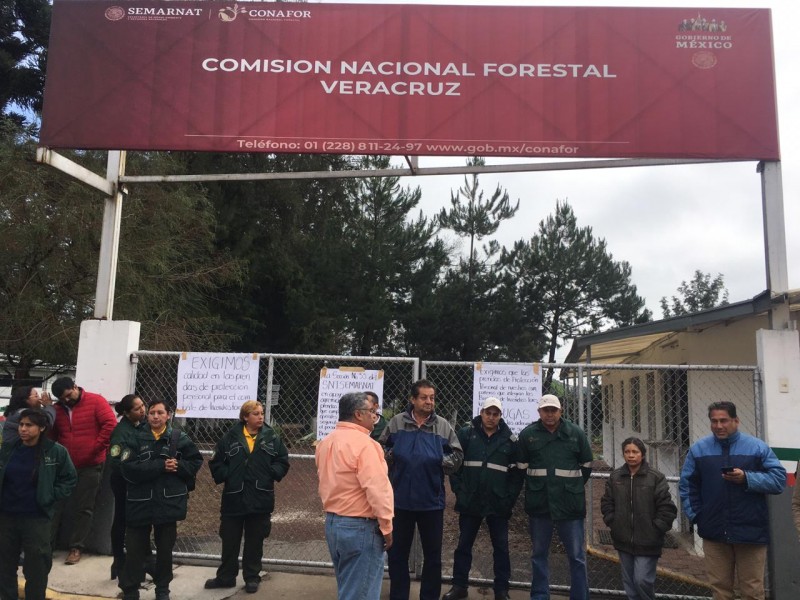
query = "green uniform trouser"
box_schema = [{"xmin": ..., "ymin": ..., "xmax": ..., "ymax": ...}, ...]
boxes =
[
  {"xmin": 0, "ymin": 513, "xmax": 52, "ymax": 600},
  {"xmin": 119, "ymin": 522, "xmax": 177, "ymax": 598},
  {"xmin": 216, "ymin": 513, "xmax": 271, "ymax": 584}
]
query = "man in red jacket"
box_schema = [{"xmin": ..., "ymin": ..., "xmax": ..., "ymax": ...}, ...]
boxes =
[{"xmin": 50, "ymin": 377, "xmax": 117, "ymax": 565}]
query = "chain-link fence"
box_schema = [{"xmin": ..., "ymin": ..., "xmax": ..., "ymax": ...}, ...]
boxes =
[
  {"xmin": 131, "ymin": 353, "xmax": 759, "ymax": 599},
  {"xmin": 131, "ymin": 351, "xmax": 418, "ymax": 565}
]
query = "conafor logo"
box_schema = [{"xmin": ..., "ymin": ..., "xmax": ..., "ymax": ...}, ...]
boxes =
[
  {"xmin": 216, "ymin": 3, "xmax": 312, "ymax": 22},
  {"xmin": 218, "ymin": 4, "xmax": 247, "ymax": 22},
  {"xmin": 104, "ymin": 6, "xmax": 126, "ymax": 21}
]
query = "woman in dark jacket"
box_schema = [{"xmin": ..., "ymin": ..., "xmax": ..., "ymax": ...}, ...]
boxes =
[
  {"xmin": 117, "ymin": 400, "xmax": 203, "ymax": 600},
  {"xmin": 2, "ymin": 386, "xmax": 56, "ymax": 445},
  {"xmin": 205, "ymin": 400, "xmax": 290, "ymax": 594},
  {"xmin": 108, "ymin": 394, "xmax": 146, "ymax": 580},
  {"xmin": 600, "ymin": 437, "xmax": 677, "ymax": 600},
  {"xmin": 0, "ymin": 408, "xmax": 77, "ymax": 600}
]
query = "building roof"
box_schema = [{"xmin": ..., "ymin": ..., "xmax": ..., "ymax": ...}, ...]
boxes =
[{"xmin": 564, "ymin": 289, "xmax": 800, "ymax": 365}]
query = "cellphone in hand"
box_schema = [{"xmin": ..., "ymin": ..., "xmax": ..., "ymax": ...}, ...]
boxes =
[{"xmin": 720, "ymin": 466, "xmax": 735, "ymax": 474}]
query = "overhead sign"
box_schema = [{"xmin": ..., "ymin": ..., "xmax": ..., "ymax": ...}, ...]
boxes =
[{"xmin": 40, "ymin": 2, "xmax": 779, "ymax": 160}]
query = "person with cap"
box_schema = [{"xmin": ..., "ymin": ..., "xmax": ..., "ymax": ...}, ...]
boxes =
[
  {"xmin": 379, "ymin": 379, "xmax": 463, "ymax": 600},
  {"xmin": 517, "ymin": 394, "xmax": 593, "ymax": 600},
  {"xmin": 442, "ymin": 397, "xmax": 523, "ymax": 600}
]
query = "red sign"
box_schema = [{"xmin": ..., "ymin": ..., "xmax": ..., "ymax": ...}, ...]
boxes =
[{"xmin": 40, "ymin": 2, "xmax": 779, "ymax": 159}]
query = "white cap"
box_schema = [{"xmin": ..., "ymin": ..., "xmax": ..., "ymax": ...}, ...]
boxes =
[
  {"xmin": 539, "ymin": 394, "xmax": 561, "ymax": 410},
  {"xmin": 481, "ymin": 397, "xmax": 502, "ymax": 412}
]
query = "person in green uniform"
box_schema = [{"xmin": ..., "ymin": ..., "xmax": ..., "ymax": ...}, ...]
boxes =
[
  {"xmin": 118, "ymin": 400, "xmax": 203, "ymax": 600},
  {"xmin": 0, "ymin": 408, "xmax": 77, "ymax": 600},
  {"xmin": 443, "ymin": 397, "xmax": 523, "ymax": 600},
  {"xmin": 366, "ymin": 391, "xmax": 387, "ymax": 441},
  {"xmin": 517, "ymin": 394, "xmax": 594, "ymax": 600},
  {"xmin": 205, "ymin": 400, "xmax": 290, "ymax": 594},
  {"xmin": 108, "ymin": 394, "xmax": 146, "ymax": 580}
]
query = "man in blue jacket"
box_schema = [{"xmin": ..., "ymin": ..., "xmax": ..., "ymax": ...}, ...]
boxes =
[
  {"xmin": 679, "ymin": 401, "xmax": 785, "ymax": 600},
  {"xmin": 380, "ymin": 380, "xmax": 463, "ymax": 600}
]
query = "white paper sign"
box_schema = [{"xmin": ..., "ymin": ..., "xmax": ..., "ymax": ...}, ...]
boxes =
[
  {"xmin": 316, "ymin": 368, "xmax": 384, "ymax": 440},
  {"xmin": 176, "ymin": 352, "xmax": 260, "ymax": 419},
  {"xmin": 473, "ymin": 362, "xmax": 541, "ymax": 435}
]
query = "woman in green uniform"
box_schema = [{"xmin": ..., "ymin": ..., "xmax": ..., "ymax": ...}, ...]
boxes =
[
  {"xmin": 0, "ymin": 408, "xmax": 76, "ymax": 600},
  {"xmin": 204, "ymin": 400, "xmax": 290, "ymax": 593},
  {"xmin": 108, "ymin": 394, "xmax": 146, "ymax": 580},
  {"xmin": 118, "ymin": 400, "xmax": 203, "ymax": 600}
]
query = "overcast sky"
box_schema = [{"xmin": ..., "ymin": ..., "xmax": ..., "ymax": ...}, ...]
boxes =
[{"xmin": 323, "ymin": 0, "xmax": 800, "ymax": 320}]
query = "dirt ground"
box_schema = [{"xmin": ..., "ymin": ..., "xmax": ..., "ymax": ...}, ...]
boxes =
[{"xmin": 178, "ymin": 452, "xmax": 711, "ymax": 597}]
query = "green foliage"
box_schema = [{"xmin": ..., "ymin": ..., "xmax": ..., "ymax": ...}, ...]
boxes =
[
  {"xmin": 0, "ymin": 0, "xmax": 51, "ymax": 122},
  {"xmin": 501, "ymin": 201, "xmax": 650, "ymax": 386},
  {"xmin": 660, "ymin": 270, "xmax": 729, "ymax": 318},
  {"xmin": 343, "ymin": 156, "xmax": 447, "ymax": 355},
  {"xmin": 433, "ymin": 157, "xmax": 520, "ymax": 360},
  {"xmin": 0, "ymin": 129, "xmax": 244, "ymax": 378}
]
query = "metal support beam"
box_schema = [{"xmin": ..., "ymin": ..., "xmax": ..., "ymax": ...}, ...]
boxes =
[
  {"xmin": 758, "ymin": 160, "xmax": 790, "ymax": 329},
  {"xmin": 119, "ymin": 157, "xmax": 732, "ymax": 185},
  {"xmin": 404, "ymin": 155, "xmax": 419, "ymax": 174},
  {"xmin": 94, "ymin": 151, "xmax": 126, "ymax": 319},
  {"xmin": 35, "ymin": 147, "xmax": 115, "ymax": 195}
]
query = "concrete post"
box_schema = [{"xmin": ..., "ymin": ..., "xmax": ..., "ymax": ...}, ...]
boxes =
[
  {"xmin": 57, "ymin": 320, "xmax": 141, "ymax": 554},
  {"xmin": 756, "ymin": 329, "xmax": 800, "ymax": 599}
]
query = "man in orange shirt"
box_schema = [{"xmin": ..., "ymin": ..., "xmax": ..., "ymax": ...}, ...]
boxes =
[{"xmin": 316, "ymin": 392, "xmax": 394, "ymax": 600}]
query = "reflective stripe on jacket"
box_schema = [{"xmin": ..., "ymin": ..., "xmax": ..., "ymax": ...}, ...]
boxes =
[
  {"xmin": 449, "ymin": 416, "xmax": 522, "ymax": 518},
  {"xmin": 517, "ymin": 418, "xmax": 593, "ymax": 521}
]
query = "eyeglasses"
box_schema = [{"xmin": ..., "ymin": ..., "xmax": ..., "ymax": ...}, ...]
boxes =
[{"xmin": 357, "ymin": 406, "xmax": 378, "ymax": 415}]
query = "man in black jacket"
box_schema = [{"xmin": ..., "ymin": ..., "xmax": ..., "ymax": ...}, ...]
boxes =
[{"xmin": 442, "ymin": 398, "xmax": 522, "ymax": 600}]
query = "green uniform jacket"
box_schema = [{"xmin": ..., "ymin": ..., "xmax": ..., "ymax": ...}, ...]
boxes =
[
  {"xmin": 0, "ymin": 437, "xmax": 77, "ymax": 518},
  {"xmin": 600, "ymin": 461, "xmax": 677, "ymax": 556},
  {"xmin": 449, "ymin": 416, "xmax": 523, "ymax": 518},
  {"xmin": 370, "ymin": 414, "xmax": 387, "ymax": 442},
  {"xmin": 208, "ymin": 423, "xmax": 290, "ymax": 517},
  {"xmin": 120, "ymin": 426, "xmax": 203, "ymax": 527},
  {"xmin": 517, "ymin": 418, "xmax": 593, "ymax": 521},
  {"xmin": 108, "ymin": 418, "xmax": 145, "ymax": 475}
]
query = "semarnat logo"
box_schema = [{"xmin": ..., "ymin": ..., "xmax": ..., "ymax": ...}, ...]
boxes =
[
  {"xmin": 216, "ymin": 3, "xmax": 311, "ymax": 22},
  {"xmin": 104, "ymin": 6, "xmax": 125, "ymax": 21}
]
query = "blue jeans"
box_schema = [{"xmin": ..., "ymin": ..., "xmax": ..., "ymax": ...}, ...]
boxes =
[
  {"xmin": 617, "ymin": 551, "xmax": 658, "ymax": 600},
  {"xmin": 388, "ymin": 509, "xmax": 443, "ymax": 600},
  {"xmin": 528, "ymin": 517, "xmax": 589, "ymax": 600},
  {"xmin": 325, "ymin": 513, "xmax": 385, "ymax": 600},
  {"xmin": 452, "ymin": 513, "xmax": 510, "ymax": 593}
]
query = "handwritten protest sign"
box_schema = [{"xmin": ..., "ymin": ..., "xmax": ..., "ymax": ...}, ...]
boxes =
[
  {"xmin": 473, "ymin": 362, "xmax": 541, "ymax": 435},
  {"xmin": 176, "ymin": 352, "xmax": 260, "ymax": 418},
  {"xmin": 316, "ymin": 368, "xmax": 384, "ymax": 440}
]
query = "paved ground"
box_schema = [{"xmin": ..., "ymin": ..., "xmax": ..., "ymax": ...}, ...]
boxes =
[{"xmin": 32, "ymin": 550, "xmax": 572, "ymax": 600}]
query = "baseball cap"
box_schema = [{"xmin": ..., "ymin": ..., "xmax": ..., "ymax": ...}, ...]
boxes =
[
  {"xmin": 481, "ymin": 397, "xmax": 502, "ymax": 412},
  {"xmin": 539, "ymin": 394, "xmax": 561, "ymax": 410}
]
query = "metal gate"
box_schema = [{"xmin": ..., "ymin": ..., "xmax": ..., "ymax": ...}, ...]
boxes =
[{"xmin": 131, "ymin": 352, "xmax": 760, "ymax": 599}]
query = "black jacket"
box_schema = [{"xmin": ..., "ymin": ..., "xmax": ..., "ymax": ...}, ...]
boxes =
[
  {"xmin": 208, "ymin": 423, "xmax": 290, "ymax": 517},
  {"xmin": 600, "ymin": 461, "xmax": 677, "ymax": 556}
]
